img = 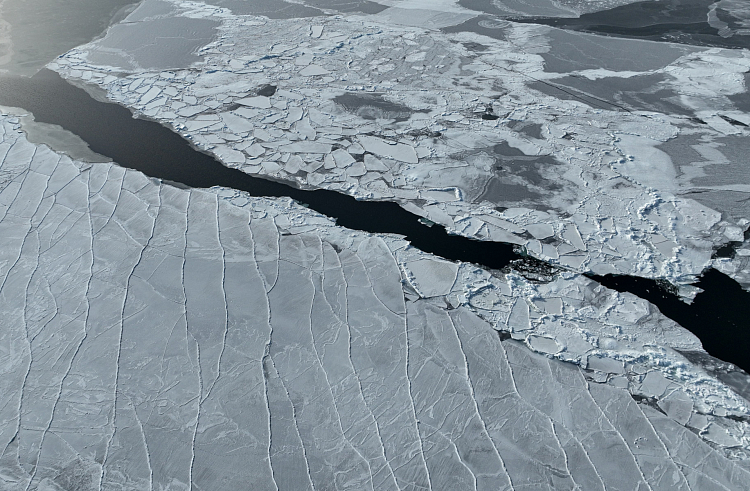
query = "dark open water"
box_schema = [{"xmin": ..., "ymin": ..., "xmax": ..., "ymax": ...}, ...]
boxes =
[
  {"xmin": 0, "ymin": 69, "xmax": 748, "ymax": 372},
  {"xmin": 507, "ymin": 0, "xmax": 750, "ymax": 50}
]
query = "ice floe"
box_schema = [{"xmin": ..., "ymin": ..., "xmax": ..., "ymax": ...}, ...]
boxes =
[
  {"xmin": 2, "ymin": 109, "xmax": 750, "ymax": 489},
  {"xmin": 48, "ymin": 0, "xmax": 750, "ymax": 294}
]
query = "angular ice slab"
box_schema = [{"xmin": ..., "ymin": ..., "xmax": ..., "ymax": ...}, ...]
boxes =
[{"xmin": 2, "ymin": 111, "xmax": 750, "ymax": 489}]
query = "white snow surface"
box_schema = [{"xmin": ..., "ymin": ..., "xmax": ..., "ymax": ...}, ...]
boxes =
[{"xmin": 2, "ymin": 109, "xmax": 750, "ymax": 489}]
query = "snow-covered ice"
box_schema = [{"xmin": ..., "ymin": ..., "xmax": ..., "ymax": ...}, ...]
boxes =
[
  {"xmin": 2, "ymin": 108, "xmax": 750, "ymax": 489},
  {"xmin": 3, "ymin": 0, "xmax": 750, "ymax": 488}
]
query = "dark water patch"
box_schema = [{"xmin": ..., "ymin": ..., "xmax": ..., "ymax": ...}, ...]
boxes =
[
  {"xmin": 719, "ymin": 114, "xmax": 749, "ymax": 127},
  {"xmin": 478, "ymin": 179, "xmax": 543, "ymax": 203},
  {"xmin": 333, "ymin": 93, "xmax": 423, "ymax": 122},
  {"xmin": 508, "ymin": 0, "xmax": 750, "ymax": 50},
  {"xmin": 712, "ymin": 226, "xmax": 750, "ymax": 260},
  {"xmin": 459, "ymin": 0, "xmax": 571, "ymax": 17},
  {"xmin": 682, "ymin": 189, "xmax": 750, "ymax": 230},
  {"xmin": 678, "ymin": 350, "xmax": 750, "ymax": 403},
  {"xmin": 257, "ymin": 84, "xmax": 277, "ymax": 97},
  {"xmin": 531, "ymin": 73, "xmax": 693, "ymax": 115},
  {"xmin": 462, "ymin": 41, "xmax": 490, "ymax": 52},
  {"xmin": 442, "ymin": 16, "xmax": 509, "ymax": 40},
  {"xmin": 507, "ymin": 121, "xmax": 543, "ymax": 139},
  {"xmin": 589, "ymin": 269, "xmax": 750, "ymax": 373},
  {"xmin": 658, "ymin": 132, "xmax": 705, "ymax": 172},
  {"xmin": 493, "ymin": 141, "xmax": 526, "ymax": 156},
  {"xmin": 302, "ymin": 0, "xmax": 388, "ymax": 14},
  {"xmin": 493, "ymin": 143, "xmax": 561, "ymax": 187},
  {"xmin": 692, "ymin": 136, "xmax": 750, "ymax": 189},
  {"xmin": 528, "ymin": 80, "xmax": 627, "ymax": 112},
  {"xmin": 208, "ymin": 0, "xmax": 323, "ymax": 18},
  {"xmin": 477, "ymin": 144, "xmax": 559, "ymax": 205},
  {"xmin": 2, "ymin": 69, "xmax": 749, "ymax": 373},
  {"xmin": 94, "ymin": 17, "xmax": 220, "ymax": 70},
  {"xmin": 0, "ymin": 0, "xmax": 141, "ymax": 75},
  {"xmin": 542, "ymin": 28, "xmax": 691, "ymax": 73}
]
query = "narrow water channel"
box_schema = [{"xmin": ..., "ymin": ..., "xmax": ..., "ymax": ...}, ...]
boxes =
[{"xmin": 1, "ymin": 68, "xmax": 748, "ymax": 372}]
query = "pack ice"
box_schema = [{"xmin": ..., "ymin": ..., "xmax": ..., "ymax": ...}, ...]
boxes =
[
  {"xmin": 1, "ymin": 107, "xmax": 750, "ymax": 490},
  {"xmin": 49, "ymin": 0, "xmax": 750, "ymax": 293}
]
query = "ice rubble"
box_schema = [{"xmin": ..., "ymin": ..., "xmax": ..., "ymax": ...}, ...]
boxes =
[
  {"xmin": 2, "ymin": 109, "xmax": 750, "ymax": 489},
  {"xmin": 48, "ymin": 0, "xmax": 750, "ymax": 292}
]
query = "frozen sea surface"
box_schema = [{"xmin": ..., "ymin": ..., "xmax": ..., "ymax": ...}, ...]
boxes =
[
  {"xmin": 2, "ymin": 110, "xmax": 750, "ymax": 490},
  {"xmin": 3, "ymin": 0, "xmax": 750, "ymax": 488},
  {"xmin": 0, "ymin": 0, "xmax": 140, "ymax": 75},
  {"xmin": 50, "ymin": 0, "xmax": 750, "ymax": 293}
]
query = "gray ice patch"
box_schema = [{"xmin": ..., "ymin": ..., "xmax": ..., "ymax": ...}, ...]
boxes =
[
  {"xmin": 125, "ymin": 0, "xmax": 175, "ymax": 22},
  {"xmin": 529, "ymin": 73, "xmax": 693, "ymax": 115},
  {"xmin": 95, "ymin": 17, "xmax": 220, "ymax": 70},
  {"xmin": 208, "ymin": 0, "xmax": 323, "ymax": 18},
  {"xmin": 542, "ymin": 29, "xmax": 691, "ymax": 73},
  {"xmin": 334, "ymin": 93, "xmax": 422, "ymax": 122}
]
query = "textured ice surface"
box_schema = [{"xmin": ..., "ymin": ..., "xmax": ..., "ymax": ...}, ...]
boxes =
[
  {"xmin": 49, "ymin": 0, "xmax": 750, "ymax": 292},
  {"xmin": 2, "ymin": 111, "xmax": 750, "ymax": 489}
]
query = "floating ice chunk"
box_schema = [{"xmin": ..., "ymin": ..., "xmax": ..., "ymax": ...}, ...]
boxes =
[
  {"xmin": 724, "ymin": 226, "xmax": 745, "ymax": 241},
  {"xmin": 184, "ymin": 119, "xmax": 216, "ymax": 131},
  {"xmin": 509, "ymin": 298, "xmax": 531, "ymax": 331},
  {"xmin": 237, "ymin": 96, "xmax": 271, "ymax": 109},
  {"xmin": 295, "ymin": 120, "xmax": 317, "ymax": 141},
  {"xmin": 278, "ymin": 141, "xmax": 332, "ymax": 154},
  {"xmin": 331, "ymin": 149, "xmax": 355, "ymax": 168},
  {"xmin": 213, "ymin": 145, "xmax": 245, "ymax": 164},
  {"xmin": 358, "ymin": 136, "xmax": 418, "ymax": 164},
  {"xmin": 253, "ymin": 129, "xmax": 273, "ymax": 142},
  {"xmin": 638, "ymin": 371, "xmax": 672, "ymax": 398},
  {"xmin": 346, "ymin": 162, "xmax": 367, "ymax": 177},
  {"xmin": 234, "ymin": 107, "xmax": 260, "ymax": 119},
  {"xmin": 363, "ymin": 153, "xmax": 389, "ymax": 171},
  {"xmin": 139, "ymin": 86, "xmax": 161, "ymax": 104},
  {"xmin": 220, "ymin": 112, "xmax": 254, "ymax": 134},
  {"xmin": 310, "ymin": 25, "xmax": 323, "ymax": 38},
  {"xmin": 284, "ymin": 155, "xmax": 304, "ymax": 174},
  {"xmin": 261, "ymin": 161, "xmax": 282, "ymax": 173},
  {"xmin": 347, "ymin": 142, "xmax": 364, "ymax": 155},
  {"xmin": 586, "ymin": 355, "xmax": 625, "ymax": 374},
  {"xmin": 532, "ymin": 297, "xmax": 563, "ymax": 315},
  {"xmin": 527, "ymin": 335, "xmax": 561, "ymax": 354},
  {"xmin": 657, "ymin": 390, "xmax": 694, "ymax": 425},
  {"xmin": 704, "ymin": 423, "xmax": 742, "ymax": 447},
  {"xmin": 299, "ymin": 64, "xmax": 330, "ymax": 77},
  {"xmin": 295, "ymin": 53, "xmax": 314, "ymax": 66},
  {"xmin": 560, "ymin": 254, "xmax": 586, "ymax": 269},
  {"xmin": 286, "ymin": 106, "xmax": 303, "ymax": 122},
  {"xmin": 177, "ymin": 105, "xmax": 205, "ymax": 117},
  {"xmin": 420, "ymin": 188, "xmax": 459, "ymax": 202},
  {"xmin": 526, "ymin": 223, "xmax": 554, "ymax": 239},
  {"xmin": 405, "ymin": 258, "xmax": 458, "ymax": 297},
  {"xmin": 562, "ymin": 224, "xmax": 586, "ymax": 250},
  {"xmin": 244, "ymin": 143, "xmax": 265, "ymax": 158}
]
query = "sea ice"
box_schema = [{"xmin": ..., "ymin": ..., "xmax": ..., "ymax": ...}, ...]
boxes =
[
  {"xmin": 2, "ymin": 109, "xmax": 750, "ymax": 489},
  {"xmin": 48, "ymin": 0, "xmax": 750, "ymax": 293}
]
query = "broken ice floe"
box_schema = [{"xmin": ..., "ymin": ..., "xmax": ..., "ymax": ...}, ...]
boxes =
[
  {"xmin": 48, "ymin": 0, "xmax": 750, "ymax": 294},
  {"xmin": 2, "ymin": 110, "xmax": 750, "ymax": 489}
]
